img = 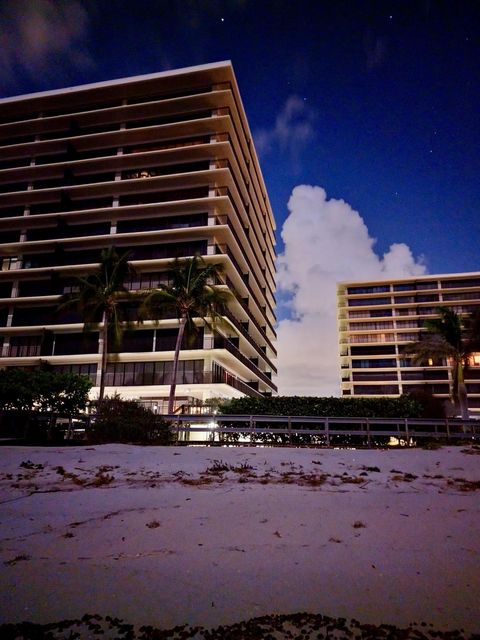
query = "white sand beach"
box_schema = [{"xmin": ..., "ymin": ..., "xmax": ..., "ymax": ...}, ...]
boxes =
[{"xmin": 0, "ymin": 444, "xmax": 479, "ymax": 638}]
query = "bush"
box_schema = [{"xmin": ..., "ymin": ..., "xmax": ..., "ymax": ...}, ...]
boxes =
[
  {"xmin": 88, "ymin": 396, "xmax": 173, "ymax": 445},
  {"xmin": 219, "ymin": 395, "xmax": 425, "ymax": 418},
  {"xmin": 405, "ymin": 390, "xmax": 448, "ymax": 418},
  {"xmin": 0, "ymin": 368, "xmax": 92, "ymax": 413}
]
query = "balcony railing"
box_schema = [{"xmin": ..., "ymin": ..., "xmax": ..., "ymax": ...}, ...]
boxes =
[
  {"xmin": 216, "ymin": 244, "xmax": 275, "ymax": 335},
  {"xmin": 206, "ymin": 335, "xmax": 276, "ymax": 391},
  {"xmin": 224, "ymin": 309, "xmax": 277, "ymax": 373},
  {"xmin": 225, "ymin": 275, "xmax": 276, "ymax": 353},
  {"xmin": 209, "ymin": 364, "xmax": 263, "ymax": 398},
  {"xmin": 214, "ymin": 214, "xmax": 276, "ymax": 310}
]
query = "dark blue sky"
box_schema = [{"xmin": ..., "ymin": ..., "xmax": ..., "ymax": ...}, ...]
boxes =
[{"xmin": 1, "ymin": 0, "xmax": 479, "ymax": 277}]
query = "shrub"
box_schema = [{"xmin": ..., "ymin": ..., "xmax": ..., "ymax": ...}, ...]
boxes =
[
  {"xmin": 0, "ymin": 368, "xmax": 92, "ymax": 413},
  {"xmin": 405, "ymin": 389, "xmax": 448, "ymax": 418},
  {"xmin": 88, "ymin": 396, "xmax": 173, "ymax": 445},
  {"xmin": 219, "ymin": 395, "xmax": 425, "ymax": 418},
  {"xmin": 217, "ymin": 394, "xmax": 452, "ymax": 446}
]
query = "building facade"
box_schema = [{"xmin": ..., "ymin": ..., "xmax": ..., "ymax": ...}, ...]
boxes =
[
  {"xmin": 0, "ymin": 62, "xmax": 277, "ymax": 409},
  {"xmin": 337, "ymin": 272, "xmax": 480, "ymax": 414}
]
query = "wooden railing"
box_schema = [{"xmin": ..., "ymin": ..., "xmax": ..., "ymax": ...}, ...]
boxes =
[{"xmin": 163, "ymin": 414, "xmax": 480, "ymax": 446}]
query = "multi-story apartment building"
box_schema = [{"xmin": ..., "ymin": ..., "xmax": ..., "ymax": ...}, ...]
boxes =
[
  {"xmin": 0, "ymin": 62, "xmax": 277, "ymax": 410},
  {"xmin": 337, "ymin": 272, "xmax": 480, "ymax": 415}
]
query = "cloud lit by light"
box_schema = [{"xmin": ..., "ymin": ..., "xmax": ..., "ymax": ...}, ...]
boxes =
[
  {"xmin": 0, "ymin": 0, "xmax": 93, "ymax": 84},
  {"xmin": 276, "ymin": 185, "xmax": 426, "ymax": 396},
  {"xmin": 254, "ymin": 95, "xmax": 316, "ymax": 171}
]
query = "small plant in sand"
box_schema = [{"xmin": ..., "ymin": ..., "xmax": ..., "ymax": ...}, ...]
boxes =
[
  {"xmin": 4, "ymin": 554, "xmax": 30, "ymax": 566},
  {"xmin": 231, "ymin": 461, "xmax": 255, "ymax": 474},
  {"xmin": 90, "ymin": 471, "xmax": 114, "ymax": 487},
  {"xmin": 205, "ymin": 460, "xmax": 230, "ymax": 475}
]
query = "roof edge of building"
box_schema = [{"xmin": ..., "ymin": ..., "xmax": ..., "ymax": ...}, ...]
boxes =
[
  {"xmin": 0, "ymin": 60, "xmax": 233, "ymax": 105},
  {"xmin": 337, "ymin": 270, "xmax": 480, "ymax": 287}
]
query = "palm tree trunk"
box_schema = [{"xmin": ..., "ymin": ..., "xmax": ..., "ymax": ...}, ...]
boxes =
[
  {"xmin": 168, "ymin": 315, "xmax": 186, "ymax": 415},
  {"xmin": 99, "ymin": 311, "xmax": 109, "ymax": 402},
  {"xmin": 457, "ymin": 361, "xmax": 469, "ymax": 420}
]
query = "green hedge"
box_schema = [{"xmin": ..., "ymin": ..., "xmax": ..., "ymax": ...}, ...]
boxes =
[{"xmin": 219, "ymin": 395, "xmax": 430, "ymax": 418}]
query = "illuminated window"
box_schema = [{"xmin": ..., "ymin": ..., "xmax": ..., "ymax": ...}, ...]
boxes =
[{"xmin": 472, "ymin": 353, "xmax": 480, "ymax": 367}]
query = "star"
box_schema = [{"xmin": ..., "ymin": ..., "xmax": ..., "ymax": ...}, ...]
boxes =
[{"xmin": 220, "ymin": 17, "xmax": 224, "ymax": 22}]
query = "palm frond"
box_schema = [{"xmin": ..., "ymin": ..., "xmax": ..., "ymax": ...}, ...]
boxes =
[
  {"xmin": 404, "ymin": 334, "xmax": 456, "ymax": 365},
  {"xmin": 424, "ymin": 306, "xmax": 463, "ymax": 350}
]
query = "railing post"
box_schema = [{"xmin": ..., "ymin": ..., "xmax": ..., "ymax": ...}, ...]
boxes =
[
  {"xmin": 325, "ymin": 417, "xmax": 330, "ymax": 447},
  {"xmin": 288, "ymin": 415, "xmax": 292, "ymax": 446},
  {"xmin": 366, "ymin": 418, "xmax": 371, "ymax": 447},
  {"xmin": 446, "ymin": 418, "xmax": 450, "ymax": 441},
  {"xmin": 404, "ymin": 418, "xmax": 409, "ymax": 446}
]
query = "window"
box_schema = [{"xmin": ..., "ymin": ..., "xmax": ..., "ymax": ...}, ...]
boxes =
[
  {"xmin": 394, "ymin": 296, "xmax": 415, "ymax": 304},
  {"xmin": 443, "ymin": 292, "xmax": 480, "ymax": 301},
  {"xmin": 352, "ymin": 359, "xmax": 396, "ymax": 369},
  {"xmin": 371, "ymin": 309, "xmax": 393, "ymax": 317},
  {"xmin": 54, "ymin": 332, "xmax": 98, "ymax": 355},
  {"xmin": 441, "ymin": 278, "xmax": 480, "ymax": 289},
  {"xmin": 348, "ymin": 297, "xmax": 391, "ymax": 307},
  {"xmin": 396, "ymin": 332, "xmax": 420, "ymax": 342},
  {"xmin": 347, "ymin": 285, "xmax": 390, "ymax": 294},
  {"xmin": 354, "ymin": 384, "xmax": 399, "ymax": 395},
  {"xmin": 155, "ymin": 328, "xmax": 203, "ymax": 351},
  {"xmin": 352, "ymin": 372, "xmax": 398, "ymax": 381},
  {"xmin": 416, "ymin": 294, "xmax": 439, "ymax": 303},
  {"xmin": 393, "ymin": 281, "xmax": 438, "ymax": 292},
  {"xmin": 396, "ymin": 320, "xmax": 421, "ymax": 328},
  {"xmin": 112, "ymin": 330, "xmax": 154, "ymax": 353},
  {"xmin": 349, "ymin": 333, "xmax": 394, "ymax": 344},
  {"xmin": 105, "ymin": 359, "xmax": 204, "ymax": 386},
  {"xmin": 8, "ymin": 335, "xmax": 42, "ymax": 357},
  {"xmin": 0, "ymin": 282, "xmax": 12, "ymax": 297},
  {"xmin": 350, "ymin": 345, "xmax": 396, "ymax": 356},
  {"xmin": 51, "ymin": 363, "xmax": 97, "ymax": 383},
  {"xmin": 117, "ymin": 213, "xmax": 207, "ymax": 234},
  {"xmin": 11, "ymin": 306, "xmax": 58, "ymax": 326},
  {"xmin": 349, "ymin": 321, "xmax": 393, "ymax": 330},
  {"xmin": 121, "ymin": 240, "xmax": 208, "ymax": 261}
]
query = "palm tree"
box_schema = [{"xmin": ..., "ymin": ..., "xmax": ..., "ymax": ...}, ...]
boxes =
[
  {"xmin": 405, "ymin": 307, "xmax": 480, "ymax": 419},
  {"xmin": 141, "ymin": 255, "xmax": 232, "ymax": 414},
  {"xmin": 59, "ymin": 247, "xmax": 134, "ymax": 401}
]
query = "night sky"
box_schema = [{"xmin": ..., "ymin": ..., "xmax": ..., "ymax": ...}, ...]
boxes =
[{"xmin": 1, "ymin": 0, "xmax": 479, "ymax": 393}]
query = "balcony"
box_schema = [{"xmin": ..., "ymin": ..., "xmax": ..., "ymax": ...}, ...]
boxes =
[
  {"xmin": 225, "ymin": 275, "xmax": 276, "ymax": 353},
  {"xmin": 216, "ymin": 244, "xmax": 275, "ymax": 334},
  {"xmin": 208, "ymin": 335, "xmax": 276, "ymax": 391},
  {"xmin": 224, "ymin": 309, "xmax": 277, "ymax": 373}
]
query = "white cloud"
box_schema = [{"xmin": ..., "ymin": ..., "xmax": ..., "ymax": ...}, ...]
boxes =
[
  {"xmin": 0, "ymin": 0, "xmax": 93, "ymax": 83},
  {"xmin": 254, "ymin": 95, "xmax": 316, "ymax": 170},
  {"xmin": 276, "ymin": 185, "xmax": 427, "ymax": 396}
]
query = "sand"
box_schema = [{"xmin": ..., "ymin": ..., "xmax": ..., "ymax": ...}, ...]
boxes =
[{"xmin": 0, "ymin": 443, "xmax": 479, "ymax": 638}]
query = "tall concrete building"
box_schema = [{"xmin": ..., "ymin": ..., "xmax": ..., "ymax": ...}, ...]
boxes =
[
  {"xmin": 337, "ymin": 272, "xmax": 480, "ymax": 414},
  {"xmin": 0, "ymin": 62, "xmax": 277, "ymax": 409}
]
